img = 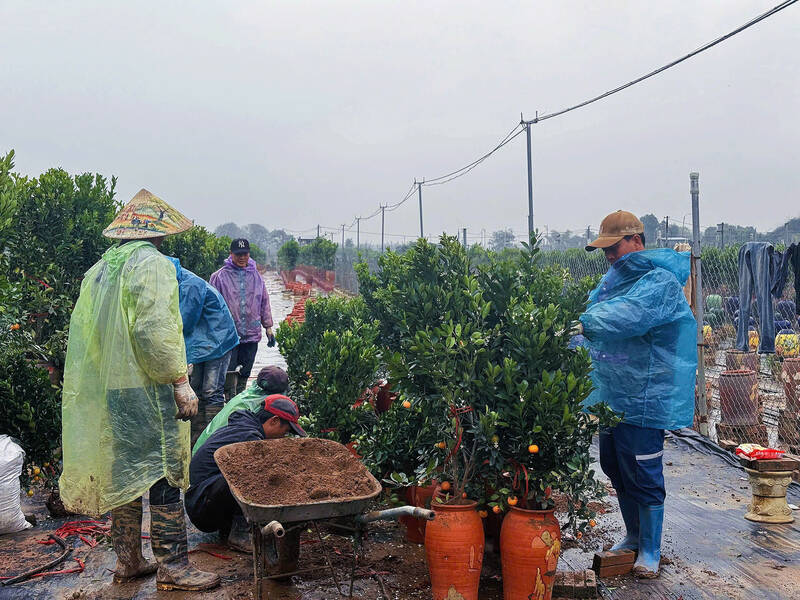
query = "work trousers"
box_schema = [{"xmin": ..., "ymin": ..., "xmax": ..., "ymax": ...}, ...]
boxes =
[
  {"xmin": 190, "ymin": 352, "xmax": 232, "ymax": 406},
  {"xmin": 599, "ymin": 423, "xmax": 666, "ymax": 507},
  {"xmin": 186, "ymin": 474, "xmax": 241, "ymax": 533},
  {"xmin": 229, "ymin": 342, "xmax": 259, "ymax": 395}
]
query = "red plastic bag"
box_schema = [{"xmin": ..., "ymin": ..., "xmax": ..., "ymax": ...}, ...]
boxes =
[{"xmin": 734, "ymin": 444, "xmax": 785, "ymax": 460}]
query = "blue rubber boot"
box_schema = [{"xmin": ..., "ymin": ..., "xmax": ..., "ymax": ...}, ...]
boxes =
[
  {"xmin": 632, "ymin": 504, "xmax": 663, "ymax": 578},
  {"xmin": 610, "ymin": 492, "xmax": 639, "ymax": 551}
]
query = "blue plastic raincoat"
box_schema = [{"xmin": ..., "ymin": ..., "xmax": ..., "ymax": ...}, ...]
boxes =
[
  {"xmin": 166, "ymin": 257, "xmax": 239, "ymax": 365},
  {"xmin": 580, "ymin": 249, "xmax": 697, "ymax": 430}
]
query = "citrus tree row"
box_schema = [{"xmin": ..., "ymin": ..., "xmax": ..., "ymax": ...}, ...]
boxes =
[{"xmin": 278, "ymin": 234, "xmax": 619, "ymax": 533}]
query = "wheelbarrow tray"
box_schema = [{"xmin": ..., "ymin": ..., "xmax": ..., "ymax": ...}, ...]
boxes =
[{"xmin": 214, "ymin": 440, "xmax": 382, "ymax": 525}]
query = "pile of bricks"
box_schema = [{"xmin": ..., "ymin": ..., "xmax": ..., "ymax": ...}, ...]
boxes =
[
  {"xmin": 285, "ymin": 281, "xmax": 312, "ymax": 295},
  {"xmin": 552, "ymin": 569, "xmax": 598, "ymax": 599},
  {"xmin": 284, "ymin": 298, "xmax": 308, "ymax": 326},
  {"xmin": 591, "ymin": 549, "xmax": 636, "ymax": 577}
]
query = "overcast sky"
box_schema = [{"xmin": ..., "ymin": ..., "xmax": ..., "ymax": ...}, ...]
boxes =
[{"xmin": 2, "ymin": 1, "xmax": 798, "ymax": 247}]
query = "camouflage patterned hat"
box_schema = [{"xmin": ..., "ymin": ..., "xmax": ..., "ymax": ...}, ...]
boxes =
[{"xmin": 102, "ymin": 189, "xmax": 193, "ymax": 240}]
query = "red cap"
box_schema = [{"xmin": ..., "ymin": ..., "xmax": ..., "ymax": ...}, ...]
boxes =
[{"xmin": 264, "ymin": 394, "xmax": 307, "ymax": 437}]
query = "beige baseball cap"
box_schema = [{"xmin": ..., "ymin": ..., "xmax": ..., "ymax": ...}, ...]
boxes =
[{"xmin": 586, "ymin": 210, "xmax": 644, "ymax": 251}]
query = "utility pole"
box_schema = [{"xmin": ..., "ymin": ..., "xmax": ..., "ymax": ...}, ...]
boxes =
[
  {"xmin": 317, "ymin": 224, "xmax": 320, "ymax": 239},
  {"xmin": 356, "ymin": 218, "xmax": 360, "ymax": 250},
  {"xmin": 665, "ymin": 216, "xmax": 669, "ymax": 244},
  {"xmin": 717, "ymin": 222, "xmax": 725, "ymax": 248},
  {"xmin": 524, "ymin": 118, "xmax": 535, "ymax": 239},
  {"xmin": 380, "ymin": 205, "xmax": 386, "ymax": 253},
  {"xmin": 586, "ymin": 226, "xmax": 591, "ymax": 245},
  {"xmin": 416, "ymin": 179, "xmax": 424, "ymax": 239},
  {"xmin": 462, "ymin": 228, "xmax": 467, "ymax": 248},
  {"xmin": 341, "ymin": 224, "xmax": 345, "ymax": 249},
  {"xmin": 690, "ymin": 172, "xmax": 709, "ymax": 438}
]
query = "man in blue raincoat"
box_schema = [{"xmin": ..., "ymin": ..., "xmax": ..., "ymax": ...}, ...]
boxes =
[
  {"xmin": 166, "ymin": 257, "xmax": 239, "ymax": 440},
  {"xmin": 576, "ymin": 211, "xmax": 696, "ymax": 579}
]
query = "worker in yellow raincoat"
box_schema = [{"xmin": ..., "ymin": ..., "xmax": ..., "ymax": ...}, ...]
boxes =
[{"xmin": 59, "ymin": 189, "xmax": 219, "ymax": 592}]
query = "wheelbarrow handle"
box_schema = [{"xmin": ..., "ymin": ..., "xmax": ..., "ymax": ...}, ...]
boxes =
[
  {"xmin": 260, "ymin": 520, "xmax": 285, "ymax": 538},
  {"xmin": 355, "ymin": 506, "xmax": 435, "ymax": 524}
]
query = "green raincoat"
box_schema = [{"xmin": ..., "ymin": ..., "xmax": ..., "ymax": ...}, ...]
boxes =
[
  {"xmin": 59, "ymin": 241, "xmax": 189, "ymax": 516},
  {"xmin": 191, "ymin": 382, "xmax": 266, "ymax": 454}
]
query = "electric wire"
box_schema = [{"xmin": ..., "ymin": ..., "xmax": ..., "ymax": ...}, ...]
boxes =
[
  {"xmin": 528, "ymin": 0, "xmax": 799, "ymax": 123},
  {"xmin": 291, "ymin": 0, "xmax": 799, "ymax": 245},
  {"xmin": 422, "ymin": 123, "xmax": 525, "ymax": 187}
]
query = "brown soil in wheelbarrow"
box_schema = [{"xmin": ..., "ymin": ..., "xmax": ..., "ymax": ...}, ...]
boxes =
[{"xmin": 215, "ymin": 437, "xmax": 378, "ymax": 506}]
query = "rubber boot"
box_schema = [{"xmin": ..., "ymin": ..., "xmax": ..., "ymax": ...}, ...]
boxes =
[
  {"xmin": 150, "ymin": 502, "xmax": 220, "ymax": 591},
  {"xmin": 632, "ymin": 504, "xmax": 664, "ymax": 578},
  {"xmin": 610, "ymin": 492, "xmax": 639, "ymax": 552},
  {"xmin": 110, "ymin": 499, "xmax": 157, "ymax": 583},
  {"xmin": 205, "ymin": 402, "xmax": 224, "ymax": 429},
  {"xmin": 227, "ymin": 515, "xmax": 253, "ymax": 554}
]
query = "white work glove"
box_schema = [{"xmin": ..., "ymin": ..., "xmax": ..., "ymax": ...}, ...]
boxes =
[
  {"xmin": 570, "ymin": 321, "xmax": 584, "ymax": 337},
  {"xmin": 173, "ymin": 378, "xmax": 198, "ymax": 421}
]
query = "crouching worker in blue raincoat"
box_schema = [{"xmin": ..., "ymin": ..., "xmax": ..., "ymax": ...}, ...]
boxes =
[
  {"xmin": 575, "ymin": 211, "xmax": 696, "ymax": 579},
  {"xmin": 166, "ymin": 257, "xmax": 239, "ymax": 443}
]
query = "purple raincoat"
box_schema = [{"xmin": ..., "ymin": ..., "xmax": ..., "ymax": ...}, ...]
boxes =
[{"xmin": 209, "ymin": 257, "xmax": 273, "ymax": 343}]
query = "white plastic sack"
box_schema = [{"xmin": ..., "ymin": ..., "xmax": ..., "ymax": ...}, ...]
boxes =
[{"xmin": 0, "ymin": 435, "xmax": 32, "ymax": 534}]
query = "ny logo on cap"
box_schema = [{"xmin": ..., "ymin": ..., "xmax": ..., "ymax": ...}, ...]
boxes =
[{"xmin": 238, "ymin": 240, "xmax": 246, "ymax": 248}]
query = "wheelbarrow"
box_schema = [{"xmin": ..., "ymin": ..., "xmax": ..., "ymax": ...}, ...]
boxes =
[{"xmin": 215, "ymin": 441, "xmax": 435, "ymax": 599}]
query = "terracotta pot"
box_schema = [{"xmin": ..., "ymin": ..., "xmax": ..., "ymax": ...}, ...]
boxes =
[
  {"xmin": 425, "ymin": 501, "xmax": 484, "ymax": 600},
  {"xmin": 719, "ymin": 369, "xmax": 759, "ymax": 426},
  {"xmin": 726, "ymin": 350, "xmax": 759, "ymax": 373},
  {"xmin": 399, "ymin": 484, "xmax": 436, "ymax": 543},
  {"xmin": 782, "ymin": 357, "xmax": 800, "ymax": 413},
  {"xmin": 500, "ymin": 507, "xmax": 560, "ymax": 600}
]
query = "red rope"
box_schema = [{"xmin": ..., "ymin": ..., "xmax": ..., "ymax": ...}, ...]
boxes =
[
  {"xmin": 509, "ymin": 460, "xmax": 530, "ymax": 501},
  {"xmin": 444, "ymin": 405, "xmax": 474, "ymax": 464},
  {"xmin": 38, "ymin": 520, "xmax": 110, "ymax": 547}
]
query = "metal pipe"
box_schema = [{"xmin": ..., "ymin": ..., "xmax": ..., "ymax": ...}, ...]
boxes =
[
  {"xmin": 355, "ymin": 505, "xmax": 435, "ymax": 524},
  {"xmin": 261, "ymin": 520, "xmax": 285, "ymax": 538}
]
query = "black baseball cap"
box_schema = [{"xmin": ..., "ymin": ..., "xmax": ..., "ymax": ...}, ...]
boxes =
[
  {"xmin": 230, "ymin": 238, "xmax": 250, "ymax": 254},
  {"xmin": 257, "ymin": 366, "xmax": 289, "ymax": 393},
  {"xmin": 264, "ymin": 394, "xmax": 307, "ymax": 437}
]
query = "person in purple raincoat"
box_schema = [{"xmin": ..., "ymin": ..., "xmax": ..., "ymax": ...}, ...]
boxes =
[{"xmin": 209, "ymin": 238, "xmax": 274, "ymax": 395}]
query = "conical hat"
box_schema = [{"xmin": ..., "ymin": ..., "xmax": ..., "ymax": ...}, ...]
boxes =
[{"xmin": 103, "ymin": 189, "xmax": 193, "ymax": 239}]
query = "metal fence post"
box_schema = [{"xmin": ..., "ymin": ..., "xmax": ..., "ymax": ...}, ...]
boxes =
[{"xmin": 691, "ymin": 172, "xmax": 709, "ymax": 437}]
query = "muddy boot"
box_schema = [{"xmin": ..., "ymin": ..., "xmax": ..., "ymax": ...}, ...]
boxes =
[
  {"xmin": 205, "ymin": 402, "xmax": 224, "ymax": 429},
  {"xmin": 150, "ymin": 502, "xmax": 220, "ymax": 591},
  {"xmin": 190, "ymin": 398, "xmax": 207, "ymax": 448},
  {"xmin": 227, "ymin": 515, "xmax": 253, "ymax": 554},
  {"xmin": 632, "ymin": 504, "xmax": 663, "ymax": 579},
  {"xmin": 111, "ymin": 499, "xmax": 157, "ymax": 583}
]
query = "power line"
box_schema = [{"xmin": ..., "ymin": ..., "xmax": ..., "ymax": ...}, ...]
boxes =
[
  {"xmin": 423, "ymin": 123, "xmax": 525, "ymax": 187},
  {"xmin": 385, "ymin": 183, "xmax": 417, "ymax": 212},
  {"xmin": 526, "ymin": 0, "xmax": 799, "ymax": 124}
]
